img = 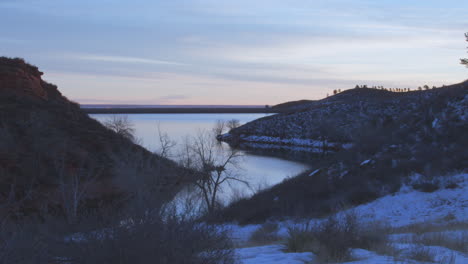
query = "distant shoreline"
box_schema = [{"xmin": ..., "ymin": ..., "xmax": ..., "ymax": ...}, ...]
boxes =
[{"xmin": 83, "ymin": 107, "xmax": 280, "ymax": 114}]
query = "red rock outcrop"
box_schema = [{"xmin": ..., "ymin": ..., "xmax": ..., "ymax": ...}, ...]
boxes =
[{"xmin": 0, "ymin": 57, "xmax": 48, "ymax": 99}]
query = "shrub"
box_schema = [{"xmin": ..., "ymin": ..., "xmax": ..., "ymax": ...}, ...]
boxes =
[
  {"xmin": 412, "ymin": 231, "xmax": 468, "ymax": 253},
  {"xmin": 248, "ymin": 222, "xmax": 280, "ymax": 245},
  {"xmin": 412, "ymin": 182, "xmax": 440, "ymax": 193},
  {"xmin": 347, "ymin": 189, "xmax": 379, "ymax": 205},
  {"xmin": 406, "ymin": 245, "xmax": 435, "ymax": 262},
  {"xmin": 284, "ymin": 212, "xmax": 389, "ymax": 263},
  {"xmin": 284, "ymin": 224, "xmax": 316, "ymax": 253},
  {"xmin": 59, "ymin": 212, "xmax": 236, "ymax": 264},
  {"xmin": 0, "ymin": 221, "xmax": 53, "ymax": 264}
]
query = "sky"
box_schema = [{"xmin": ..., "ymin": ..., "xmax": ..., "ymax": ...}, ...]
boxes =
[{"xmin": 1, "ymin": 0, "xmax": 467, "ymax": 105}]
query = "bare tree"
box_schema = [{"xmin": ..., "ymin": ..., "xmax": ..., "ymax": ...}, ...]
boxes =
[
  {"xmin": 104, "ymin": 115, "xmax": 135, "ymax": 141},
  {"xmin": 181, "ymin": 131, "xmax": 247, "ymax": 213},
  {"xmin": 156, "ymin": 123, "xmax": 176, "ymax": 158},
  {"xmin": 213, "ymin": 120, "xmax": 226, "ymax": 136},
  {"xmin": 54, "ymin": 153, "xmax": 100, "ymax": 224},
  {"xmin": 226, "ymin": 119, "xmax": 240, "ymax": 131},
  {"xmin": 462, "ymin": 32, "xmax": 468, "ymax": 67}
]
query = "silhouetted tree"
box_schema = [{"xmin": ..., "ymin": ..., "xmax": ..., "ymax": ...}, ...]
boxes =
[
  {"xmin": 226, "ymin": 119, "xmax": 240, "ymax": 131},
  {"xmin": 182, "ymin": 131, "xmax": 247, "ymax": 213},
  {"xmin": 104, "ymin": 115, "xmax": 135, "ymax": 141},
  {"xmin": 213, "ymin": 120, "xmax": 226, "ymax": 135},
  {"xmin": 423, "ymin": 85, "xmax": 429, "ymax": 90},
  {"xmin": 333, "ymin": 90, "xmax": 337, "ymax": 95},
  {"xmin": 461, "ymin": 32, "xmax": 468, "ymax": 67}
]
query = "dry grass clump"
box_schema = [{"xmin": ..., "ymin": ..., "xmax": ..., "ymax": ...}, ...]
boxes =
[
  {"xmin": 405, "ymin": 245, "xmax": 436, "ymax": 262},
  {"xmin": 412, "ymin": 231, "xmax": 468, "ymax": 253},
  {"xmin": 391, "ymin": 219, "xmax": 468, "ymax": 235},
  {"xmin": 284, "ymin": 212, "xmax": 391, "ymax": 263}
]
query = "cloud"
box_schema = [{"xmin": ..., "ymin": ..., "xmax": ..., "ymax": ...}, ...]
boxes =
[
  {"xmin": 66, "ymin": 54, "xmax": 187, "ymax": 66},
  {"xmin": 156, "ymin": 95, "xmax": 190, "ymax": 104}
]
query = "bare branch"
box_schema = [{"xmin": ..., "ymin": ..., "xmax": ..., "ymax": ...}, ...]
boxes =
[{"xmin": 156, "ymin": 123, "xmax": 176, "ymax": 158}]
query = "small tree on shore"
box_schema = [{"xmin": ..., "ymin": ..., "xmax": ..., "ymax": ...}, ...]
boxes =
[
  {"xmin": 182, "ymin": 131, "xmax": 247, "ymax": 213},
  {"xmin": 213, "ymin": 120, "xmax": 226, "ymax": 136},
  {"xmin": 226, "ymin": 119, "xmax": 240, "ymax": 131},
  {"xmin": 104, "ymin": 115, "xmax": 135, "ymax": 141}
]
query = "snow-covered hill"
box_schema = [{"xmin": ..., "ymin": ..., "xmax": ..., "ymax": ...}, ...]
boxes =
[
  {"xmin": 226, "ymin": 173, "xmax": 468, "ymax": 264},
  {"xmin": 220, "ymin": 82, "xmax": 468, "ymax": 153}
]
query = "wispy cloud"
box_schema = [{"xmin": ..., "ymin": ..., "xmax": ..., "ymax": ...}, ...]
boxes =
[
  {"xmin": 2, "ymin": 0, "xmax": 467, "ymax": 104},
  {"xmin": 66, "ymin": 54, "xmax": 187, "ymax": 66}
]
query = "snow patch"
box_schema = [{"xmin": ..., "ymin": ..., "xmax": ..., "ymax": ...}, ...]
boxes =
[
  {"xmin": 236, "ymin": 245, "xmax": 313, "ymax": 264},
  {"xmin": 309, "ymin": 169, "xmax": 321, "ymax": 176}
]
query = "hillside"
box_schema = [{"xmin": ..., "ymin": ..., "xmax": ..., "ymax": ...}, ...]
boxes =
[
  {"xmin": 221, "ymin": 83, "xmax": 468, "ymax": 149},
  {"xmin": 0, "ymin": 57, "xmax": 189, "ymax": 219},
  {"xmin": 216, "ymin": 81, "xmax": 468, "ymax": 223},
  {"xmin": 271, "ymin": 99, "xmax": 315, "ymax": 112},
  {"xmin": 229, "ymin": 173, "xmax": 468, "ymax": 264}
]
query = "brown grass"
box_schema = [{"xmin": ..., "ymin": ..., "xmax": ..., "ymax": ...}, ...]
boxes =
[{"xmin": 284, "ymin": 212, "xmax": 390, "ymax": 263}]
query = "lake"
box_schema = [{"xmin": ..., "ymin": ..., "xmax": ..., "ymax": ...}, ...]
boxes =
[{"xmin": 90, "ymin": 113, "xmax": 310, "ymax": 204}]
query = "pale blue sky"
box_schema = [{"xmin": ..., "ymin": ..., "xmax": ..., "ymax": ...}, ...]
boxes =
[{"xmin": 1, "ymin": 0, "xmax": 467, "ymax": 105}]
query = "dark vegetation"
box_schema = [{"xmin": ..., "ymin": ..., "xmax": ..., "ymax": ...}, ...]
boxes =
[
  {"xmin": 285, "ymin": 212, "xmax": 389, "ymax": 263},
  {"xmin": 215, "ymin": 79, "xmax": 468, "ymax": 224},
  {"xmin": 0, "ymin": 57, "xmax": 236, "ymax": 264},
  {"xmin": 248, "ymin": 221, "xmax": 280, "ymax": 245},
  {"xmin": 0, "ymin": 57, "xmax": 190, "ymax": 220}
]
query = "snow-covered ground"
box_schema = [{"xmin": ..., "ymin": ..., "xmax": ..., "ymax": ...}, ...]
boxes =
[
  {"xmin": 226, "ymin": 173, "xmax": 468, "ymax": 264},
  {"xmin": 220, "ymin": 133, "xmax": 350, "ymax": 152},
  {"xmin": 236, "ymin": 245, "xmax": 313, "ymax": 264}
]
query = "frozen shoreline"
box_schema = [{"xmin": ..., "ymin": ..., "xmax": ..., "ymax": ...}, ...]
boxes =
[{"xmin": 218, "ymin": 133, "xmax": 352, "ymax": 152}]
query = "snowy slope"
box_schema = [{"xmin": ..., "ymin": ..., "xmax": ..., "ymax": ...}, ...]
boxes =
[
  {"xmin": 230, "ymin": 173, "xmax": 468, "ymax": 264},
  {"xmin": 236, "ymin": 245, "xmax": 313, "ymax": 264}
]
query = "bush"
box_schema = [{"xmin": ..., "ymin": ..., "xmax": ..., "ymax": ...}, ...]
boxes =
[
  {"xmin": 412, "ymin": 182, "xmax": 440, "ymax": 193},
  {"xmin": 249, "ymin": 222, "xmax": 280, "ymax": 245},
  {"xmin": 284, "ymin": 224, "xmax": 316, "ymax": 253},
  {"xmin": 0, "ymin": 221, "xmax": 53, "ymax": 264},
  {"xmin": 59, "ymin": 210, "xmax": 236, "ymax": 264},
  {"xmin": 284, "ymin": 212, "xmax": 389, "ymax": 263},
  {"xmin": 405, "ymin": 245, "xmax": 435, "ymax": 262},
  {"xmin": 412, "ymin": 231, "xmax": 468, "ymax": 253}
]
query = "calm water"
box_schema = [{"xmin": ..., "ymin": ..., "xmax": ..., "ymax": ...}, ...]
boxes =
[{"xmin": 91, "ymin": 113, "xmax": 310, "ymax": 203}]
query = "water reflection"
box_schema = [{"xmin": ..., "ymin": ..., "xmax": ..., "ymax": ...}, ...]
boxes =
[{"xmin": 91, "ymin": 113, "xmax": 310, "ymax": 204}]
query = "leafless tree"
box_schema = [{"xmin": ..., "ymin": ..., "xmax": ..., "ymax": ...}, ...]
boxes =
[
  {"xmin": 181, "ymin": 131, "xmax": 247, "ymax": 213},
  {"xmin": 54, "ymin": 153, "xmax": 100, "ymax": 224},
  {"xmin": 104, "ymin": 115, "xmax": 135, "ymax": 141},
  {"xmin": 213, "ymin": 120, "xmax": 226, "ymax": 136},
  {"xmin": 156, "ymin": 123, "xmax": 176, "ymax": 158},
  {"xmin": 226, "ymin": 119, "xmax": 240, "ymax": 131}
]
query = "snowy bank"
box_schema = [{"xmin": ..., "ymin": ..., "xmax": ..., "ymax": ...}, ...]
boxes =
[{"xmin": 218, "ymin": 133, "xmax": 350, "ymax": 152}]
